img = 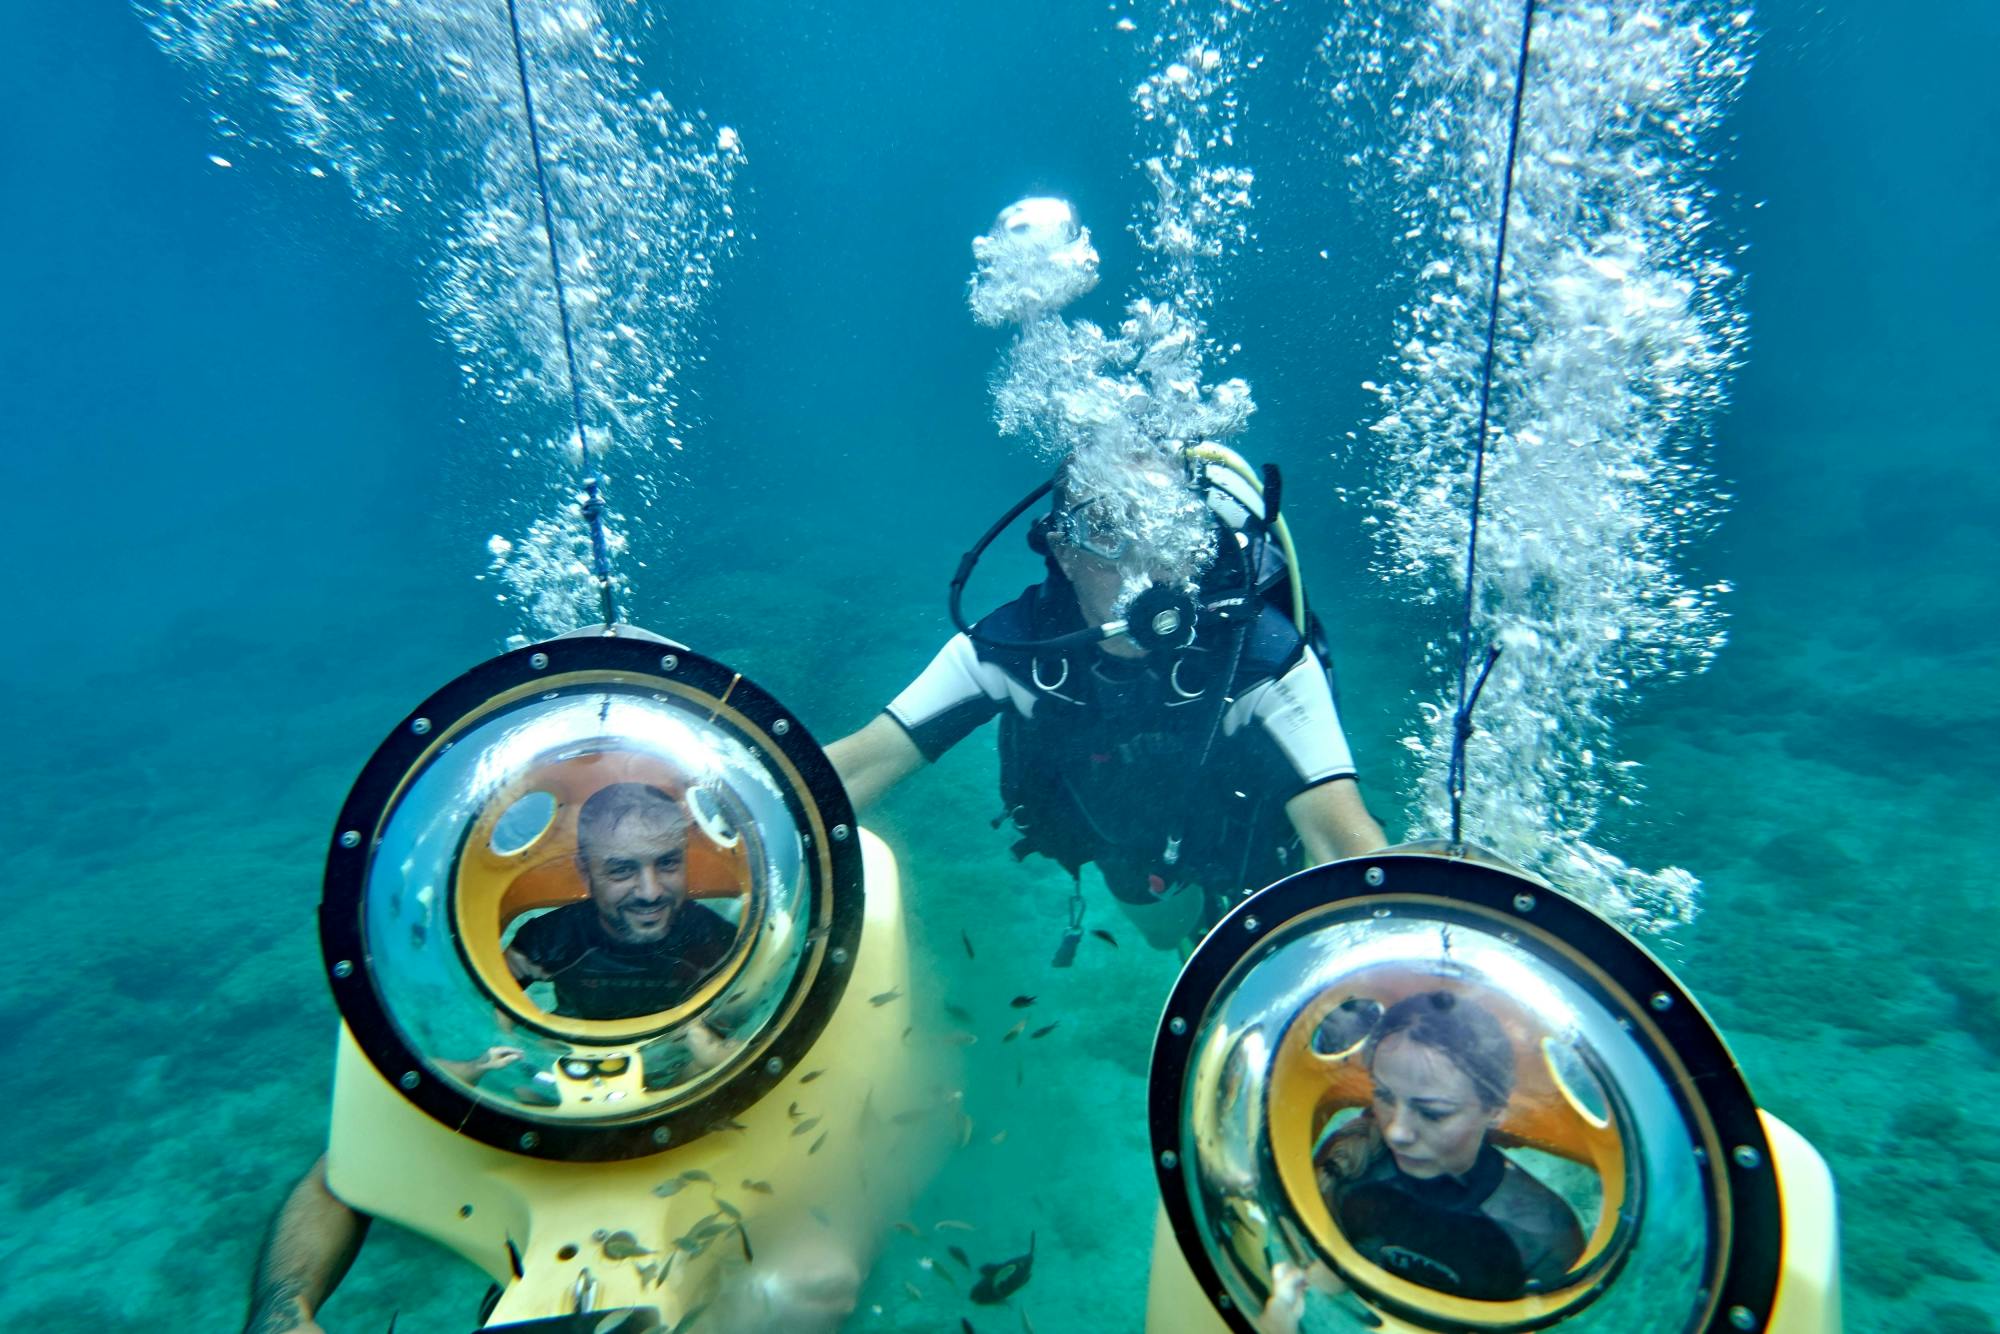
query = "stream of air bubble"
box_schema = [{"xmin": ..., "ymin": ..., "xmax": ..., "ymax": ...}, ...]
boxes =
[
  {"xmin": 969, "ymin": 0, "xmax": 1271, "ymax": 608},
  {"xmin": 1322, "ymin": 0, "xmax": 1756, "ymax": 931},
  {"xmin": 139, "ymin": 0, "xmax": 743, "ymax": 641}
]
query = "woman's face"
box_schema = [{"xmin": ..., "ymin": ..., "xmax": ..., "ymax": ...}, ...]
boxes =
[{"xmin": 1369, "ymin": 1030, "xmax": 1503, "ymax": 1179}]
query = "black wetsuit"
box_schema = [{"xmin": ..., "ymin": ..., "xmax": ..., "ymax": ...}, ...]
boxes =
[
  {"xmin": 1322, "ymin": 1137, "xmax": 1586, "ymax": 1299},
  {"xmin": 508, "ymin": 900, "xmax": 735, "ymax": 1020}
]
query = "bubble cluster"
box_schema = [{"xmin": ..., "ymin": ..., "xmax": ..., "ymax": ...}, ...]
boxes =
[
  {"xmin": 1322, "ymin": 1, "xmax": 1755, "ymax": 931},
  {"xmin": 969, "ymin": 201, "xmax": 1249, "ymax": 599},
  {"xmin": 962, "ymin": 3, "xmax": 1270, "ymax": 607},
  {"xmin": 139, "ymin": 0, "xmax": 742, "ymax": 638}
]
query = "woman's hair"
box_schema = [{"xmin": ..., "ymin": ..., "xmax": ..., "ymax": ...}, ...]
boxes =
[{"xmin": 1365, "ymin": 990, "xmax": 1515, "ymax": 1110}]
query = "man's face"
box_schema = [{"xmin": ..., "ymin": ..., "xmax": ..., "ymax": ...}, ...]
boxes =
[
  {"xmin": 579, "ymin": 813, "xmax": 688, "ymax": 944},
  {"xmin": 1051, "ymin": 540, "xmax": 1132, "ymax": 630}
]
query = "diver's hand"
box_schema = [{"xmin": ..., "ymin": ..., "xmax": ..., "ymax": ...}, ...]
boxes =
[
  {"xmin": 1255, "ymin": 1261, "xmax": 1308, "ymax": 1334},
  {"xmin": 433, "ymin": 1045, "xmax": 524, "ymax": 1083},
  {"xmin": 468, "ymin": 1045, "xmax": 524, "ymax": 1075}
]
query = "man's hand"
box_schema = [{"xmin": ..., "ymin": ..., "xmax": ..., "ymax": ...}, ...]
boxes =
[
  {"xmin": 244, "ymin": 1288, "xmax": 322, "ymax": 1334},
  {"xmin": 243, "ymin": 1157, "xmax": 368, "ymax": 1334}
]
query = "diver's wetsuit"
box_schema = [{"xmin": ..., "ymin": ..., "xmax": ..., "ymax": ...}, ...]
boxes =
[
  {"xmin": 1319, "ymin": 1135, "xmax": 1586, "ymax": 1299},
  {"xmin": 508, "ymin": 901, "xmax": 735, "ymax": 1020},
  {"xmin": 886, "ymin": 569, "xmax": 1357, "ymax": 906}
]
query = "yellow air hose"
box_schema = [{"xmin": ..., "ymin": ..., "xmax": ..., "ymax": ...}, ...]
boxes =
[{"xmin": 1184, "ymin": 442, "xmax": 1309, "ymax": 636}]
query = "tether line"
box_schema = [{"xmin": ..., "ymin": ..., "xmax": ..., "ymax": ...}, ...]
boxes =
[
  {"xmin": 502, "ymin": 0, "xmax": 621, "ymax": 628},
  {"xmin": 1448, "ymin": 0, "xmax": 1538, "ymax": 844}
]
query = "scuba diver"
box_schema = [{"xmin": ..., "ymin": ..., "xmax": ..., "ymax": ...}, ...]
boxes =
[{"xmin": 828, "ymin": 445, "xmax": 1388, "ymax": 952}]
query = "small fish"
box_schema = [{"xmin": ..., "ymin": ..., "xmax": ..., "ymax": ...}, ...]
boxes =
[
  {"xmin": 735, "ymin": 1222, "xmax": 754, "ymax": 1263},
  {"xmin": 945, "ymin": 1003, "xmax": 974, "ymax": 1024},
  {"xmin": 741, "ymin": 1178, "xmax": 774, "ymax": 1195},
  {"xmin": 949, "ymin": 1244, "xmax": 972, "ymax": 1269},
  {"xmin": 680, "ymin": 1169, "xmax": 713, "ymax": 1185},
  {"xmin": 893, "ymin": 1220, "xmax": 921, "ymax": 1237},
  {"xmin": 902, "ymin": 1025, "xmax": 915, "ymax": 1043},
  {"xmin": 989, "ymin": 1130, "xmax": 1008, "ymax": 1145},
  {"xmin": 963, "ymin": 1321, "xmax": 976, "ymax": 1334},
  {"xmin": 788, "ymin": 1100, "xmax": 803, "ymax": 1119},
  {"xmin": 1021, "ymin": 1312, "xmax": 1036, "ymax": 1334},
  {"xmin": 709, "ymin": 1117, "xmax": 749, "ymax": 1133},
  {"xmin": 1030, "ymin": 1022, "xmax": 1058, "ymax": 1039},
  {"xmin": 690, "ymin": 1219, "xmax": 732, "ymax": 1243},
  {"xmin": 385, "ymin": 1316, "xmax": 398, "ymax": 1334},
  {"xmin": 962, "ymin": 930, "xmax": 976, "ymax": 959},
  {"xmin": 793, "ymin": 1115, "xmax": 822, "ymax": 1137},
  {"xmin": 959, "ymin": 1112, "xmax": 975, "ymax": 1148},
  {"xmin": 713, "ymin": 1197, "xmax": 742, "ymax": 1220},
  {"xmin": 903, "ymin": 1280, "xmax": 925, "ymax": 1301},
  {"xmin": 921, "ymin": 1255, "xmax": 957, "ymax": 1289},
  {"xmin": 935, "ymin": 1219, "xmax": 976, "ymax": 1232},
  {"xmin": 598, "ymin": 1229, "xmax": 655, "ymax": 1259},
  {"xmin": 810, "ymin": 1131, "xmax": 828, "ymax": 1155},
  {"xmin": 800, "ymin": 1068, "xmax": 826, "ymax": 1084},
  {"xmin": 942, "ymin": 1030, "xmax": 979, "ymax": 1046},
  {"xmin": 652, "ymin": 1177, "xmax": 689, "ymax": 1198},
  {"xmin": 1002, "ymin": 1020, "xmax": 1027, "ymax": 1043},
  {"xmin": 870, "ymin": 988, "xmax": 902, "ymax": 1006},
  {"xmin": 970, "ymin": 1233, "xmax": 1037, "ymax": 1305},
  {"xmin": 1009, "ymin": 995, "xmax": 1036, "ymax": 1009},
  {"xmin": 636, "ymin": 1262, "xmax": 659, "ymax": 1285},
  {"xmin": 810, "ymin": 1206, "xmax": 834, "ymax": 1228},
  {"xmin": 1090, "ymin": 928, "xmax": 1119, "ymax": 948}
]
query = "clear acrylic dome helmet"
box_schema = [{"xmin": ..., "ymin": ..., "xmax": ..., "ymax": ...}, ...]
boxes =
[
  {"xmin": 1149, "ymin": 843, "xmax": 1789, "ymax": 1333},
  {"xmin": 319, "ymin": 632, "xmax": 863, "ymax": 1162}
]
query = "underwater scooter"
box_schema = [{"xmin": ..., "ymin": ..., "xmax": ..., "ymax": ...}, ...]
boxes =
[
  {"xmin": 317, "ymin": 625, "xmax": 939, "ymax": 1331},
  {"xmin": 307, "ymin": 4, "xmax": 942, "ymax": 1325},
  {"xmin": 1133, "ymin": 3, "xmax": 1841, "ymax": 1328},
  {"xmin": 1138, "ymin": 843, "xmax": 1841, "ymax": 1334}
]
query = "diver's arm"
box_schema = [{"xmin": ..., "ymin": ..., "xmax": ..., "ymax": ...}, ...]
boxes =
[
  {"xmin": 826, "ymin": 713, "xmax": 927, "ymax": 813},
  {"xmin": 243, "ymin": 1155, "xmax": 369, "ymax": 1334},
  {"xmin": 1286, "ymin": 778, "xmax": 1387, "ymax": 863}
]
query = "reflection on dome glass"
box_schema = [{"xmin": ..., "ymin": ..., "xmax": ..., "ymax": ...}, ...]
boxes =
[
  {"xmin": 488, "ymin": 789, "xmax": 557, "ymax": 856},
  {"xmin": 360, "ymin": 682, "xmax": 816, "ymax": 1129},
  {"xmin": 1155, "ymin": 854, "xmax": 1768, "ymax": 1334},
  {"xmin": 1310, "ymin": 996, "xmax": 1383, "ymax": 1058}
]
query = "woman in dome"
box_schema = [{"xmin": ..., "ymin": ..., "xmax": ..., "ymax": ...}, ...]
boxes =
[{"xmin": 1314, "ymin": 989, "xmax": 1585, "ymax": 1300}]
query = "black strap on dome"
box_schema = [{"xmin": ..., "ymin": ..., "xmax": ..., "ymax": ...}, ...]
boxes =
[
  {"xmin": 502, "ymin": 0, "xmax": 621, "ymax": 629},
  {"xmin": 1448, "ymin": 0, "xmax": 1538, "ymax": 845}
]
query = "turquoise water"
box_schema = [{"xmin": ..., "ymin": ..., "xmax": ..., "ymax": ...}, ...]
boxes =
[{"xmin": 2, "ymin": 2, "xmax": 1996, "ymax": 1330}]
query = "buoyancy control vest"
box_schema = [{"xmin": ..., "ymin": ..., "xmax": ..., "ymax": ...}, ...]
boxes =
[{"xmin": 975, "ymin": 534, "xmax": 1329, "ymax": 901}]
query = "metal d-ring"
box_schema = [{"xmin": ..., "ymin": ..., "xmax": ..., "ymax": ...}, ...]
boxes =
[
  {"xmin": 1032, "ymin": 655, "xmax": 1070, "ymax": 694},
  {"xmin": 1168, "ymin": 657, "xmax": 1207, "ymax": 700}
]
